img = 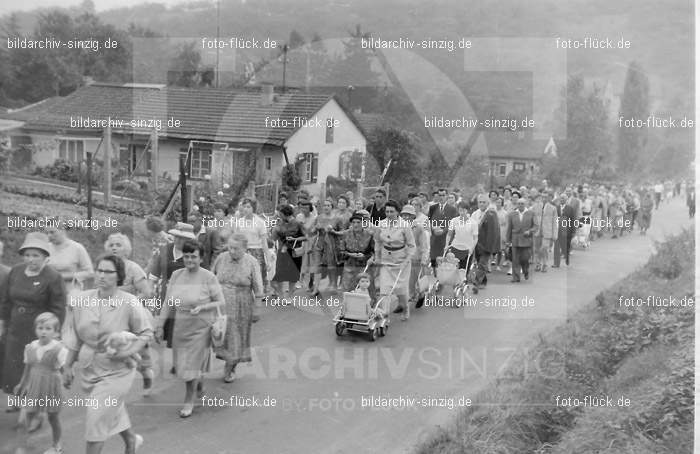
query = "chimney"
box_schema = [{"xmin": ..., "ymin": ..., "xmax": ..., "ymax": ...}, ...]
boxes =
[{"xmin": 260, "ymin": 83, "xmax": 274, "ymax": 106}]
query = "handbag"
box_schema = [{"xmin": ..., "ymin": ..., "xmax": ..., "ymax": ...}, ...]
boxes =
[
  {"xmin": 291, "ymin": 239, "xmax": 305, "ymax": 258},
  {"xmin": 210, "ymin": 304, "xmax": 227, "ymax": 348}
]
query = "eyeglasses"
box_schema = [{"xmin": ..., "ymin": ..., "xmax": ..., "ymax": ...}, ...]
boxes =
[{"xmin": 96, "ymin": 269, "xmax": 118, "ymax": 274}]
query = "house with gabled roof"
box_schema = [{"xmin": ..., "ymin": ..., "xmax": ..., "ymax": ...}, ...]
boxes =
[
  {"xmin": 470, "ymin": 130, "xmax": 556, "ymax": 183},
  {"xmin": 0, "ymin": 82, "xmax": 368, "ymax": 196}
]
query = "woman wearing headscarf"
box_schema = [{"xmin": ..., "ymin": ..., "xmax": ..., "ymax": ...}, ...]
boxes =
[
  {"xmin": 373, "ymin": 200, "xmax": 416, "ymax": 320},
  {"xmin": 62, "ymin": 254, "xmax": 152, "ymax": 453},
  {"xmin": 212, "ymin": 234, "xmax": 263, "ymax": 383},
  {"xmin": 155, "ymin": 240, "xmax": 224, "ymax": 417},
  {"xmin": 0, "ymin": 232, "xmax": 66, "ymax": 400}
]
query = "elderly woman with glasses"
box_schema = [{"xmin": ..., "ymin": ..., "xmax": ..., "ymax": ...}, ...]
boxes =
[
  {"xmin": 62, "ymin": 254, "xmax": 152, "ymax": 453},
  {"xmin": 212, "ymin": 233, "xmax": 263, "ymax": 383}
]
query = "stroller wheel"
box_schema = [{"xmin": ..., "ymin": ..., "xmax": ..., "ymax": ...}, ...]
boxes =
[
  {"xmin": 368, "ymin": 328, "xmax": 378, "ymax": 342},
  {"xmin": 379, "ymin": 324, "xmax": 388, "ymax": 336},
  {"xmin": 335, "ymin": 323, "xmax": 345, "ymax": 337}
]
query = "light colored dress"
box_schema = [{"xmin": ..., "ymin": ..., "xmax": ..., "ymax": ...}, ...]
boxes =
[
  {"xmin": 165, "ymin": 267, "xmax": 225, "ymax": 381},
  {"xmin": 47, "ymin": 239, "xmax": 94, "ymax": 293},
  {"xmin": 62, "ymin": 289, "xmax": 153, "ymax": 442},
  {"xmin": 212, "ymin": 252, "xmax": 263, "ymax": 367},
  {"xmin": 374, "ymin": 219, "xmax": 416, "ymax": 296},
  {"xmin": 21, "ymin": 339, "xmax": 67, "ymax": 413}
]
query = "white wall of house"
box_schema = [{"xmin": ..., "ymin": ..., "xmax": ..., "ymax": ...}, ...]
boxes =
[
  {"xmin": 29, "ymin": 133, "xmax": 101, "ymax": 167},
  {"xmin": 284, "ymin": 98, "xmax": 367, "ymax": 194}
]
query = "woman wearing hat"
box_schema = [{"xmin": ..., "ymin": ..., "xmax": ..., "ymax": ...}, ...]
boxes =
[
  {"xmin": 0, "ymin": 232, "xmax": 66, "ymax": 398},
  {"xmin": 373, "ymin": 200, "xmax": 415, "ymax": 321},
  {"xmin": 150, "ymin": 222, "xmax": 196, "ymax": 354}
]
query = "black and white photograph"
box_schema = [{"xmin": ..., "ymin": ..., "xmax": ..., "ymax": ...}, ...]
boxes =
[{"xmin": 0, "ymin": 0, "xmax": 695, "ymax": 452}]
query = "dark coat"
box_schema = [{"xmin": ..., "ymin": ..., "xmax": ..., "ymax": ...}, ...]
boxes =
[
  {"xmin": 0, "ymin": 263, "xmax": 66, "ymax": 393},
  {"xmin": 427, "ymin": 203, "xmax": 459, "ymax": 259},
  {"xmin": 556, "ymin": 203, "xmax": 577, "ymax": 237},
  {"xmin": 476, "ymin": 209, "xmax": 501, "ymax": 254}
]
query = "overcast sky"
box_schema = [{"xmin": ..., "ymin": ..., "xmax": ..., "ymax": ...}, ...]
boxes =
[{"xmin": 0, "ymin": 0, "xmax": 185, "ymax": 15}]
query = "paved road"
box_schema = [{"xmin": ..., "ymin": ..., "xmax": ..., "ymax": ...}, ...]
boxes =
[{"xmin": 0, "ymin": 198, "xmax": 692, "ymax": 454}]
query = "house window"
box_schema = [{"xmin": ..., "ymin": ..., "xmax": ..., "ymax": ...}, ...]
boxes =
[
  {"xmin": 58, "ymin": 140, "xmax": 84, "ymax": 163},
  {"xmin": 264, "ymin": 156, "xmax": 272, "ymax": 171},
  {"xmin": 325, "ymin": 118, "xmax": 334, "ymax": 144},
  {"xmin": 513, "ymin": 162, "xmax": 526, "ymax": 172},
  {"xmin": 498, "ymin": 163, "xmax": 507, "ymax": 176},
  {"xmin": 180, "ymin": 146, "xmax": 212, "ymax": 179},
  {"xmin": 119, "ymin": 143, "xmax": 151, "ymax": 175},
  {"xmin": 295, "ymin": 153, "xmax": 318, "ymax": 183}
]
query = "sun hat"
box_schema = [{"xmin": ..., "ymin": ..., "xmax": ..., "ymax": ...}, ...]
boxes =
[
  {"xmin": 167, "ymin": 222, "xmax": 197, "ymax": 240},
  {"xmin": 18, "ymin": 232, "xmax": 51, "ymax": 256},
  {"xmin": 400, "ymin": 205, "xmax": 416, "ymax": 216}
]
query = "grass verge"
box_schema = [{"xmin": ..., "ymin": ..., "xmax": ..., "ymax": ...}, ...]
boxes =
[{"xmin": 415, "ymin": 228, "xmax": 694, "ymax": 454}]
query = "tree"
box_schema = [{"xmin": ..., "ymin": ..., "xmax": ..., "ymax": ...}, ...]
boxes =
[
  {"xmin": 618, "ymin": 61, "xmax": 650, "ymax": 175},
  {"xmin": 167, "ymin": 41, "xmax": 202, "ymax": 87},
  {"xmin": 288, "ymin": 29, "xmax": 305, "ymax": 49},
  {"xmin": 366, "ymin": 127, "xmax": 421, "ymax": 195},
  {"xmin": 551, "ymin": 75, "xmax": 613, "ymax": 181}
]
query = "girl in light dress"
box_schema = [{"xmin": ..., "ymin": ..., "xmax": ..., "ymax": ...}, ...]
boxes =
[{"xmin": 13, "ymin": 312, "xmax": 67, "ymax": 454}]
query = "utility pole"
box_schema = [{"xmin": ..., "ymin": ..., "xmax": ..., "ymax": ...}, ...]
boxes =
[
  {"xmin": 215, "ymin": 0, "xmax": 220, "ymax": 88},
  {"xmin": 104, "ymin": 124, "xmax": 112, "ymax": 205},
  {"xmin": 86, "ymin": 152, "xmax": 93, "ymax": 221},
  {"xmin": 281, "ymin": 43, "xmax": 288, "ymax": 91}
]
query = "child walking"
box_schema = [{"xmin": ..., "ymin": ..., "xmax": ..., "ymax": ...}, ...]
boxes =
[{"xmin": 13, "ymin": 312, "xmax": 67, "ymax": 454}]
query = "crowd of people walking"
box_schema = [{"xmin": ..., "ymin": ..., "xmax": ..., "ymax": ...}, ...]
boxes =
[{"xmin": 0, "ymin": 177, "xmax": 691, "ymax": 453}]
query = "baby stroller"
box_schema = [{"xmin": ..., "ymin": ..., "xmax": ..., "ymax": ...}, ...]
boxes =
[
  {"xmin": 434, "ymin": 250, "xmax": 468, "ymax": 307},
  {"xmin": 333, "ymin": 266, "xmax": 400, "ymax": 341},
  {"xmin": 571, "ymin": 216, "xmax": 591, "ymax": 249}
]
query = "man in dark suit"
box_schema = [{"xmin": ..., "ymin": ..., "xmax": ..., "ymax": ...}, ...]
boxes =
[
  {"xmin": 473, "ymin": 194, "xmax": 500, "ymax": 292},
  {"xmin": 553, "ymin": 193, "xmax": 576, "ymax": 267},
  {"xmin": 427, "ymin": 188, "xmax": 459, "ymax": 269},
  {"xmin": 506, "ymin": 198, "xmax": 538, "ymax": 282},
  {"xmin": 365, "ymin": 189, "xmax": 387, "ymax": 224}
]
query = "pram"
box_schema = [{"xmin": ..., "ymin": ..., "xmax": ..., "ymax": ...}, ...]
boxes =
[
  {"xmin": 432, "ymin": 249, "xmax": 475, "ymax": 306},
  {"xmin": 333, "ymin": 265, "xmax": 401, "ymax": 341},
  {"xmin": 571, "ymin": 216, "xmax": 591, "ymax": 249}
]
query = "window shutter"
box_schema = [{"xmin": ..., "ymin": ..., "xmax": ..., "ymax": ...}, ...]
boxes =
[
  {"xmin": 295, "ymin": 154, "xmax": 305, "ymax": 181},
  {"xmin": 311, "ymin": 153, "xmax": 318, "ymax": 183}
]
